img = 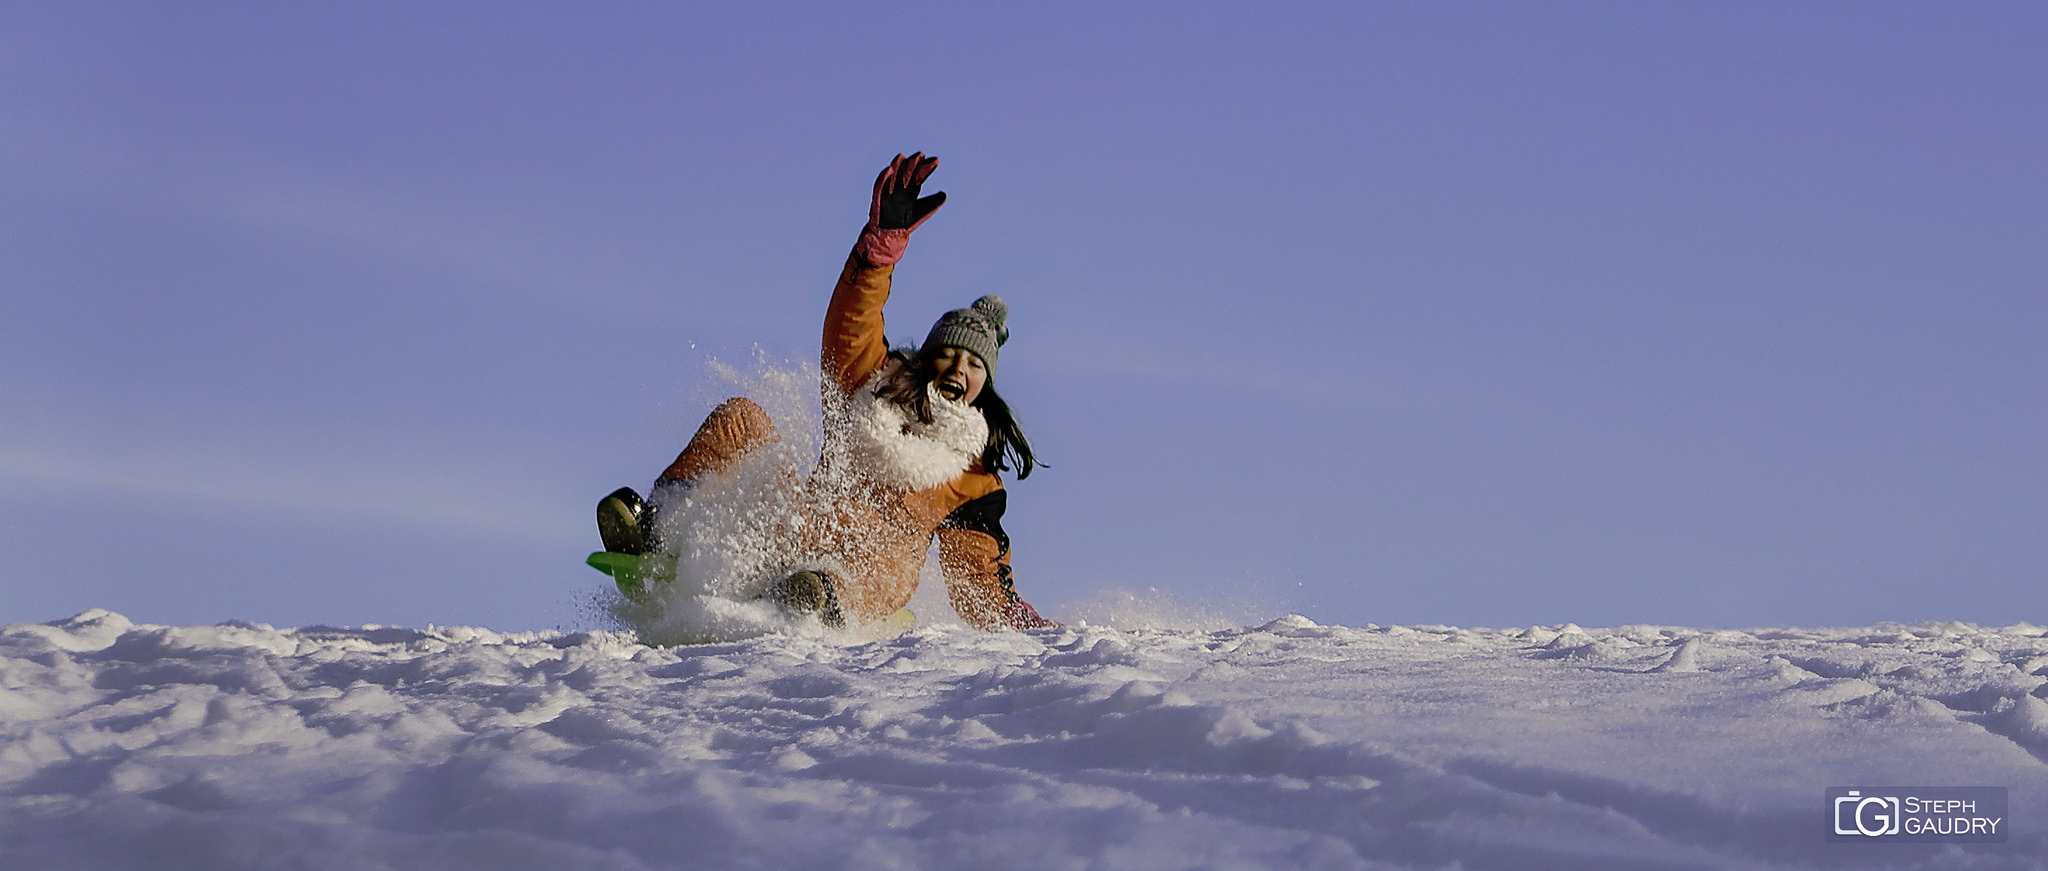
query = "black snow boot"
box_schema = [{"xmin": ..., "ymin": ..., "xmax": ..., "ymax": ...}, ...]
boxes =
[
  {"xmin": 766, "ymin": 570, "xmax": 846, "ymax": 628},
  {"xmin": 596, "ymin": 487, "xmax": 659, "ymax": 555}
]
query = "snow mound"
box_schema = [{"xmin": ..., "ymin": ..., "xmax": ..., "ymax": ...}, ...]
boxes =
[{"xmin": 4, "ymin": 612, "xmax": 2045, "ymax": 869}]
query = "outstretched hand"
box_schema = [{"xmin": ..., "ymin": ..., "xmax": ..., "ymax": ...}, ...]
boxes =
[{"xmin": 870, "ymin": 152, "xmax": 947, "ymax": 232}]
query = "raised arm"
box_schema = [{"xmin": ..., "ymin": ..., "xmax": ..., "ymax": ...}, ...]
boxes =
[{"xmin": 822, "ymin": 153, "xmax": 947, "ymax": 396}]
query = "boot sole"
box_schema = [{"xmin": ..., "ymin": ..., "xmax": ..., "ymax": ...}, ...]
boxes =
[{"xmin": 597, "ymin": 488, "xmax": 648, "ymax": 554}]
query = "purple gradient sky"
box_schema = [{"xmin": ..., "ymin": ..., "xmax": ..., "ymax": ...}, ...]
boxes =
[{"xmin": 3, "ymin": 3, "xmax": 2043, "ymax": 631}]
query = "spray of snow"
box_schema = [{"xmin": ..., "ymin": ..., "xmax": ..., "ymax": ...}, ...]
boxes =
[
  {"xmin": 1059, "ymin": 586, "xmax": 1272, "ymax": 633},
  {"xmin": 603, "ymin": 355, "xmax": 974, "ymax": 647},
  {"xmin": 597, "ymin": 355, "xmax": 820, "ymax": 645}
]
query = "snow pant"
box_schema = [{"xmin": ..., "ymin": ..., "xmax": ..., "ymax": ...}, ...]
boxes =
[{"xmin": 658, "ymin": 397, "xmax": 779, "ymax": 486}]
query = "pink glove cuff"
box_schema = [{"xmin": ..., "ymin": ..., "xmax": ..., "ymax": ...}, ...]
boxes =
[{"xmin": 854, "ymin": 227, "xmax": 911, "ymax": 266}]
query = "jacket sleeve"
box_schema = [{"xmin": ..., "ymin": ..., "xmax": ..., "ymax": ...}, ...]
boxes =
[
  {"xmin": 937, "ymin": 488, "xmax": 1054, "ymax": 631},
  {"xmin": 821, "ymin": 234, "xmax": 901, "ymax": 398}
]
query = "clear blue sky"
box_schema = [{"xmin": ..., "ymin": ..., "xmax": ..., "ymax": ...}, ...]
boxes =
[{"xmin": 3, "ymin": 3, "xmax": 2043, "ymax": 631}]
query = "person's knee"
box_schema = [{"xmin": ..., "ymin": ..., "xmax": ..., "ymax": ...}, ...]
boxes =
[
  {"xmin": 660, "ymin": 397, "xmax": 781, "ymax": 484},
  {"xmin": 710, "ymin": 397, "xmax": 771, "ymax": 429},
  {"xmin": 707, "ymin": 397, "xmax": 777, "ymax": 448}
]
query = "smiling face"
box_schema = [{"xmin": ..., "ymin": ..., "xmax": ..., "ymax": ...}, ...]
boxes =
[{"xmin": 929, "ymin": 346, "xmax": 987, "ymax": 405}]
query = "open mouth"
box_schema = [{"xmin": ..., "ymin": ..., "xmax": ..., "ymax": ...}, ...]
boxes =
[{"xmin": 935, "ymin": 381, "xmax": 966, "ymax": 401}]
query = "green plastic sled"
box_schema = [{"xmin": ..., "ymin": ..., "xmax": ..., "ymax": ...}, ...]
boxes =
[{"xmin": 585, "ymin": 551, "xmax": 676, "ymax": 599}]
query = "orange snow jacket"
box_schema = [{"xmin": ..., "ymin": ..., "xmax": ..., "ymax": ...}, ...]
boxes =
[{"xmin": 816, "ymin": 240, "xmax": 1025, "ymax": 630}]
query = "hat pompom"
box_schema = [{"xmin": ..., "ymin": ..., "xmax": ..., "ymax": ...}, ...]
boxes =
[{"xmin": 971, "ymin": 295, "xmax": 1009, "ymax": 346}]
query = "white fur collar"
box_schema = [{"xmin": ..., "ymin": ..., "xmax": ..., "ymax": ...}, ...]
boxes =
[{"xmin": 842, "ymin": 370, "xmax": 989, "ymax": 491}]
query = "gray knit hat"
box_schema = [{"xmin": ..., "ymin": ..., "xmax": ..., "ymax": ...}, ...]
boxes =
[{"xmin": 920, "ymin": 295, "xmax": 1009, "ymax": 380}]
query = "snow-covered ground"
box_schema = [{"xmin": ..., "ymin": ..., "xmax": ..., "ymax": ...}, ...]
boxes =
[{"xmin": 4, "ymin": 606, "xmax": 2046, "ymax": 870}]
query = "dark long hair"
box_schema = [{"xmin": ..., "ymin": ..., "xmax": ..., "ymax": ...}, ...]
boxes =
[{"xmin": 874, "ymin": 347, "xmax": 1041, "ymax": 479}]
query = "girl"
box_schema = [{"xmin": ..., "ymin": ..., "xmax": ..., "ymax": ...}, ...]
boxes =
[{"xmin": 597, "ymin": 153, "xmax": 1055, "ymax": 632}]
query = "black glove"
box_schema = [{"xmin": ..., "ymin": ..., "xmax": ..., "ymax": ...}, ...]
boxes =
[{"xmin": 870, "ymin": 152, "xmax": 947, "ymax": 232}]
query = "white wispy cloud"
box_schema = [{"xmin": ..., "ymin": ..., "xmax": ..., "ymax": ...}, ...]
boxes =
[{"xmin": 0, "ymin": 442, "xmax": 575, "ymax": 543}]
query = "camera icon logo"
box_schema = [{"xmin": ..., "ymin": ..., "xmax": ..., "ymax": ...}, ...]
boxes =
[{"xmin": 1834, "ymin": 791, "xmax": 1902, "ymax": 837}]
